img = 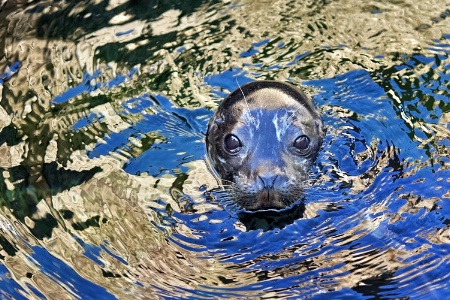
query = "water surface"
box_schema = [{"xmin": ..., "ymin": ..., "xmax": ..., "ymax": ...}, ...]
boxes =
[{"xmin": 0, "ymin": 0, "xmax": 449, "ymax": 299}]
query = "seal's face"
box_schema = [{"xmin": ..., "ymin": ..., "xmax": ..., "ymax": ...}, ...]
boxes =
[{"xmin": 206, "ymin": 81, "xmax": 324, "ymax": 211}]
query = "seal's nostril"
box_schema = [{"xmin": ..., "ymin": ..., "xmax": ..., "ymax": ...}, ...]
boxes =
[{"xmin": 258, "ymin": 175, "xmax": 279, "ymax": 189}]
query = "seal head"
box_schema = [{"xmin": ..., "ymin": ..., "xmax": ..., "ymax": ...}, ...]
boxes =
[{"xmin": 206, "ymin": 81, "xmax": 324, "ymax": 211}]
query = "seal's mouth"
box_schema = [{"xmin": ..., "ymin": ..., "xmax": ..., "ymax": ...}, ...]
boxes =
[
  {"xmin": 228, "ymin": 180, "xmax": 305, "ymax": 211},
  {"xmin": 249, "ymin": 188, "xmax": 286, "ymax": 210}
]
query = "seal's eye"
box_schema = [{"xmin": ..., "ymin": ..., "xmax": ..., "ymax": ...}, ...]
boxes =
[
  {"xmin": 224, "ymin": 134, "xmax": 242, "ymax": 153},
  {"xmin": 293, "ymin": 135, "xmax": 310, "ymax": 153}
]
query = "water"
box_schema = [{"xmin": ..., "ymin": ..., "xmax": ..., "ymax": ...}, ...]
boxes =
[{"xmin": 0, "ymin": 0, "xmax": 449, "ymax": 299}]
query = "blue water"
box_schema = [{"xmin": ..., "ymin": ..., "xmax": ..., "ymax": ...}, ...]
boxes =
[
  {"xmin": 165, "ymin": 58, "xmax": 449, "ymax": 298},
  {"xmin": 0, "ymin": 1, "xmax": 449, "ymax": 299}
]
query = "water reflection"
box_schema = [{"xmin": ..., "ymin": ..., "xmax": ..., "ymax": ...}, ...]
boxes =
[{"xmin": 0, "ymin": 0, "xmax": 449, "ymax": 298}]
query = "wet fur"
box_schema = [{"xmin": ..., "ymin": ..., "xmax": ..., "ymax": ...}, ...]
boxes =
[{"xmin": 206, "ymin": 80, "xmax": 324, "ymax": 211}]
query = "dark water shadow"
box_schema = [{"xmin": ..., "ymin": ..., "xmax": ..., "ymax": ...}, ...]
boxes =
[
  {"xmin": 352, "ymin": 271, "xmax": 398, "ymax": 299},
  {"xmin": 43, "ymin": 162, "xmax": 102, "ymax": 195},
  {"xmin": 237, "ymin": 202, "xmax": 306, "ymax": 231},
  {"xmin": 0, "ymin": 163, "xmax": 102, "ymax": 239}
]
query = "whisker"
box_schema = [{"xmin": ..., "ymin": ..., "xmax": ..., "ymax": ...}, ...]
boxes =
[
  {"xmin": 220, "ymin": 179, "xmax": 234, "ymax": 185},
  {"xmin": 236, "ymin": 78, "xmax": 256, "ymax": 125}
]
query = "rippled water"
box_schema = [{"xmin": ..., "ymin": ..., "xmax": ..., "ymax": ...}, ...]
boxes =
[{"xmin": 0, "ymin": 0, "xmax": 449, "ymax": 299}]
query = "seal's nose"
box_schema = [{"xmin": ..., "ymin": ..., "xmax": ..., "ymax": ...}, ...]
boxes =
[
  {"xmin": 254, "ymin": 162, "xmax": 285, "ymax": 190},
  {"xmin": 257, "ymin": 175, "xmax": 279, "ymax": 189},
  {"xmin": 255, "ymin": 175, "xmax": 285, "ymax": 209}
]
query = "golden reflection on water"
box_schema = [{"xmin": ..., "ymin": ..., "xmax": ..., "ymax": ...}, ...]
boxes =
[{"xmin": 0, "ymin": 0, "xmax": 449, "ymax": 298}]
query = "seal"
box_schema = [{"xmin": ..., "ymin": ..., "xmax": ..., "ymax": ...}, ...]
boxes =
[{"xmin": 206, "ymin": 80, "xmax": 324, "ymax": 211}]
